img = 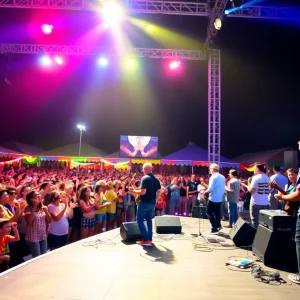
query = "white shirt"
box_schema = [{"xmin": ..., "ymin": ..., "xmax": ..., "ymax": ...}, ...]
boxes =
[
  {"xmin": 197, "ymin": 184, "xmax": 206, "ymax": 201},
  {"xmin": 48, "ymin": 203, "xmax": 69, "ymax": 236},
  {"xmin": 250, "ymin": 174, "xmax": 270, "ymax": 205}
]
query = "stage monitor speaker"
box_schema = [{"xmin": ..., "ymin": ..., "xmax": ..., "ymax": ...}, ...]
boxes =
[
  {"xmin": 252, "ymin": 224, "xmax": 297, "ymax": 272},
  {"xmin": 229, "ymin": 217, "xmax": 256, "ymax": 247},
  {"xmin": 120, "ymin": 222, "xmax": 146, "ymax": 242},
  {"xmin": 192, "ymin": 205, "xmax": 208, "ymax": 219},
  {"xmin": 155, "ymin": 216, "xmax": 182, "ymax": 234}
]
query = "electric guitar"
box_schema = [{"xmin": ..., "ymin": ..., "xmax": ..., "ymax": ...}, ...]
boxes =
[
  {"xmin": 268, "ymin": 182, "xmax": 300, "ymax": 216},
  {"xmin": 127, "ymin": 173, "xmax": 140, "ymax": 205}
]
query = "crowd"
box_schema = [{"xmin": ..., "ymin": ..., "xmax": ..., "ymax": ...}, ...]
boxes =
[{"xmin": 0, "ymin": 164, "xmax": 299, "ymax": 285}]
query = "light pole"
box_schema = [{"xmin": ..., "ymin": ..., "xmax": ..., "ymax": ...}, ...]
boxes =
[
  {"xmin": 298, "ymin": 141, "xmax": 300, "ymax": 169},
  {"xmin": 77, "ymin": 124, "xmax": 86, "ymax": 176},
  {"xmin": 77, "ymin": 124, "xmax": 86, "ymax": 156}
]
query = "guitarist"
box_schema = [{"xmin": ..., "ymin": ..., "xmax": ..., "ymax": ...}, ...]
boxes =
[
  {"xmin": 129, "ymin": 163, "xmax": 161, "ymax": 246},
  {"xmin": 275, "ymin": 168, "xmax": 300, "ymax": 285}
]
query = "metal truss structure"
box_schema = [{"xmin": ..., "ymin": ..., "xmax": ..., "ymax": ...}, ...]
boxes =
[
  {"xmin": 0, "ymin": 0, "xmax": 293, "ymax": 165},
  {"xmin": 0, "ymin": 43, "xmax": 207, "ymax": 60},
  {"xmin": 208, "ymin": 49, "xmax": 221, "ymax": 166},
  {"xmin": 0, "ymin": 0, "xmax": 295, "ymax": 20}
]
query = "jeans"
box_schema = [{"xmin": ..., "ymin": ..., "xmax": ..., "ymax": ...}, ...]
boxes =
[
  {"xmin": 250, "ymin": 200, "xmax": 268, "ymax": 229},
  {"xmin": 26, "ymin": 240, "xmax": 48, "ymax": 258},
  {"xmin": 136, "ymin": 201, "xmax": 156, "ymax": 241},
  {"xmin": 295, "ymin": 215, "xmax": 300, "ymax": 274},
  {"xmin": 228, "ymin": 202, "xmax": 238, "ymax": 225},
  {"xmin": 206, "ymin": 201, "xmax": 222, "ymax": 230}
]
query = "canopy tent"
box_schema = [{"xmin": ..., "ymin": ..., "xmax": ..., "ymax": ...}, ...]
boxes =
[
  {"xmin": 233, "ymin": 147, "xmax": 292, "ymax": 170},
  {"xmin": 2, "ymin": 141, "xmax": 44, "ymax": 155},
  {"xmin": 0, "ymin": 146, "xmax": 22, "ymax": 157},
  {"xmin": 161, "ymin": 144, "xmax": 240, "ymax": 168},
  {"xmin": 38, "ymin": 143, "xmax": 106, "ymax": 162}
]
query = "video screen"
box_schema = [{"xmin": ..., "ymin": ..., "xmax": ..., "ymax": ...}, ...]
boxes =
[{"xmin": 120, "ymin": 135, "xmax": 158, "ymax": 158}]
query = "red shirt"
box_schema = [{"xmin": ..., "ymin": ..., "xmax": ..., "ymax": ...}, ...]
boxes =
[{"xmin": 156, "ymin": 192, "xmax": 167, "ymax": 209}]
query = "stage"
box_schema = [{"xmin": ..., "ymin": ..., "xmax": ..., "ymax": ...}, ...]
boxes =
[{"xmin": 0, "ymin": 217, "xmax": 299, "ymax": 300}]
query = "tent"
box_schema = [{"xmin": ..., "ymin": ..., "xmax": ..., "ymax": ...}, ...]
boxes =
[
  {"xmin": 38, "ymin": 143, "xmax": 107, "ymax": 162},
  {"xmin": 161, "ymin": 144, "xmax": 240, "ymax": 168},
  {"xmin": 233, "ymin": 147, "xmax": 292, "ymax": 171},
  {"xmin": 0, "ymin": 146, "xmax": 22, "ymax": 156},
  {"xmin": 3, "ymin": 141, "xmax": 44, "ymax": 155}
]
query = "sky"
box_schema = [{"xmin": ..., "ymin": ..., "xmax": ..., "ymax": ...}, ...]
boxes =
[{"xmin": 0, "ymin": 0, "xmax": 299, "ymax": 159}]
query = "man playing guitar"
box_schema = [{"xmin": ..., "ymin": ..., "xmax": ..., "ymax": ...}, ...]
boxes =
[{"xmin": 275, "ymin": 168, "xmax": 300, "ymax": 285}]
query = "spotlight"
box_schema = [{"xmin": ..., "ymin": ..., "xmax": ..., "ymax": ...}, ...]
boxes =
[
  {"xmin": 102, "ymin": 2, "xmax": 125, "ymax": 27},
  {"xmin": 102, "ymin": 22, "xmax": 109, "ymax": 29},
  {"xmin": 126, "ymin": 58, "xmax": 136, "ymax": 67},
  {"xmin": 54, "ymin": 56, "xmax": 63, "ymax": 65},
  {"xmin": 225, "ymin": 10, "xmax": 229, "ymax": 15},
  {"xmin": 40, "ymin": 55, "xmax": 52, "ymax": 66},
  {"xmin": 42, "ymin": 24, "xmax": 53, "ymax": 34},
  {"xmin": 169, "ymin": 61, "xmax": 180, "ymax": 70},
  {"xmin": 98, "ymin": 57, "xmax": 108, "ymax": 67},
  {"xmin": 147, "ymin": 25, "xmax": 152, "ymax": 31},
  {"xmin": 214, "ymin": 18, "xmax": 222, "ymax": 30}
]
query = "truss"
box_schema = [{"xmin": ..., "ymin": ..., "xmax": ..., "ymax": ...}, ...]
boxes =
[
  {"xmin": 0, "ymin": 0, "xmax": 295, "ymax": 20},
  {"xmin": 206, "ymin": 0, "xmax": 228, "ymax": 45},
  {"xmin": 208, "ymin": 49, "xmax": 221, "ymax": 166},
  {"xmin": 0, "ymin": 43, "xmax": 207, "ymax": 60}
]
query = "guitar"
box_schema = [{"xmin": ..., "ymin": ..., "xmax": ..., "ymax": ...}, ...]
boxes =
[
  {"xmin": 268, "ymin": 182, "xmax": 300, "ymax": 216},
  {"xmin": 127, "ymin": 173, "xmax": 140, "ymax": 205}
]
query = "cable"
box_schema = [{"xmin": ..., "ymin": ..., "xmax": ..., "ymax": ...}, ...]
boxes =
[{"xmin": 82, "ymin": 233, "xmax": 121, "ymax": 248}]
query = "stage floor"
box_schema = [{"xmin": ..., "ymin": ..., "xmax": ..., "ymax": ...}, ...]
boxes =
[{"xmin": 0, "ymin": 217, "xmax": 299, "ymax": 300}]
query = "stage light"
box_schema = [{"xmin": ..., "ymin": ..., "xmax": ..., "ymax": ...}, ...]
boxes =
[
  {"xmin": 225, "ymin": 10, "xmax": 229, "ymax": 15},
  {"xmin": 102, "ymin": 2, "xmax": 125, "ymax": 27},
  {"xmin": 54, "ymin": 56, "xmax": 63, "ymax": 65},
  {"xmin": 42, "ymin": 24, "xmax": 53, "ymax": 34},
  {"xmin": 40, "ymin": 55, "xmax": 52, "ymax": 66},
  {"xmin": 169, "ymin": 61, "xmax": 180, "ymax": 70},
  {"xmin": 102, "ymin": 22, "xmax": 109, "ymax": 29},
  {"xmin": 147, "ymin": 25, "xmax": 153, "ymax": 31},
  {"xmin": 98, "ymin": 57, "xmax": 108, "ymax": 67},
  {"xmin": 77, "ymin": 124, "xmax": 86, "ymax": 131},
  {"xmin": 126, "ymin": 58, "xmax": 136, "ymax": 68},
  {"xmin": 214, "ymin": 18, "xmax": 222, "ymax": 30}
]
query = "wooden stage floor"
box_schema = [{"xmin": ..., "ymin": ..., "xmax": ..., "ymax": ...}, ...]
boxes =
[{"xmin": 0, "ymin": 217, "xmax": 299, "ymax": 300}]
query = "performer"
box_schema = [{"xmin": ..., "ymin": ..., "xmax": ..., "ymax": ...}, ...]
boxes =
[
  {"xmin": 275, "ymin": 168, "xmax": 300, "ymax": 284},
  {"xmin": 204, "ymin": 164, "xmax": 225, "ymax": 233},
  {"xmin": 129, "ymin": 163, "xmax": 161, "ymax": 246}
]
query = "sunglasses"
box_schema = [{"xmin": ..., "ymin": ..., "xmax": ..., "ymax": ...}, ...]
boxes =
[{"xmin": 8, "ymin": 192, "xmax": 17, "ymax": 195}]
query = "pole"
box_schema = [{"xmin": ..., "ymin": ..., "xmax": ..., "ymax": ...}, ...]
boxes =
[{"xmin": 77, "ymin": 129, "xmax": 83, "ymax": 178}]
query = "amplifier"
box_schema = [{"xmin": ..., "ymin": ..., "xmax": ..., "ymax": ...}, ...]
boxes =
[
  {"xmin": 192, "ymin": 205, "xmax": 208, "ymax": 219},
  {"xmin": 259, "ymin": 210, "xmax": 296, "ymax": 232}
]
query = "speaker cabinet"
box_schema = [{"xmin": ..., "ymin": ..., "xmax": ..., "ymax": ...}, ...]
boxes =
[
  {"xmin": 155, "ymin": 216, "xmax": 182, "ymax": 234},
  {"xmin": 229, "ymin": 217, "xmax": 256, "ymax": 247},
  {"xmin": 120, "ymin": 222, "xmax": 146, "ymax": 241},
  {"xmin": 252, "ymin": 224, "xmax": 297, "ymax": 271},
  {"xmin": 192, "ymin": 205, "xmax": 208, "ymax": 219}
]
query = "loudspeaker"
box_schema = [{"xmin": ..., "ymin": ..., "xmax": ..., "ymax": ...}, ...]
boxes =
[
  {"xmin": 229, "ymin": 217, "xmax": 256, "ymax": 247},
  {"xmin": 120, "ymin": 222, "xmax": 146, "ymax": 241},
  {"xmin": 252, "ymin": 224, "xmax": 297, "ymax": 271},
  {"xmin": 192, "ymin": 205, "xmax": 208, "ymax": 219},
  {"xmin": 155, "ymin": 216, "xmax": 182, "ymax": 234}
]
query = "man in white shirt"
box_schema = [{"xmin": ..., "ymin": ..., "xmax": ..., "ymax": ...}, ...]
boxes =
[
  {"xmin": 241, "ymin": 163, "xmax": 270, "ymax": 229},
  {"xmin": 269, "ymin": 165, "xmax": 288, "ymax": 209},
  {"xmin": 204, "ymin": 164, "xmax": 225, "ymax": 233}
]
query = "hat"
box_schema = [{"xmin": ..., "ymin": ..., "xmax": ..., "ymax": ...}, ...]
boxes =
[{"xmin": 209, "ymin": 163, "xmax": 219, "ymax": 171}]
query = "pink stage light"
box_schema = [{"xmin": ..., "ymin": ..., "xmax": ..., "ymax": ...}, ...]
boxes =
[
  {"xmin": 183, "ymin": 212, "xmax": 187, "ymax": 216},
  {"xmin": 40, "ymin": 55, "xmax": 52, "ymax": 66},
  {"xmin": 42, "ymin": 24, "xmax": 53, "ymax": 34},
  {"xmin": 54, "ymin": 56, "xmax": 64, "ymax": 65},
  {"xmin": 169, "ymin": 61, "xmax": 180, "ymax": 70}
]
